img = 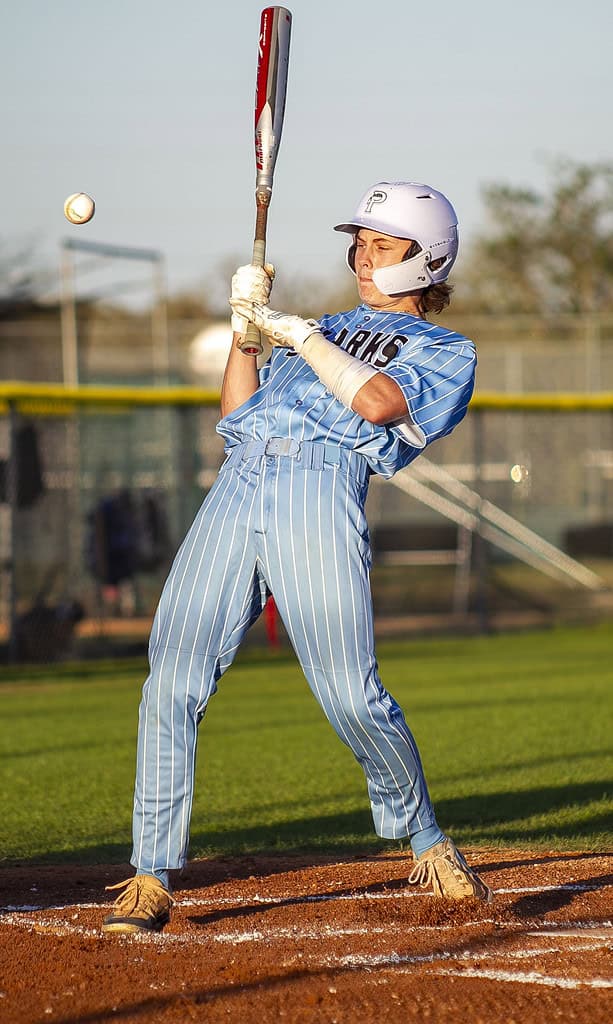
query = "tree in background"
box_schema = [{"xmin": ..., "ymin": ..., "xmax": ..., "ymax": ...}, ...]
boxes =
[
  {"xmin": 0, "ymin": 238, "xmax": 54, "ymax": 319},
  {"xmin": 455, "ymin": 160, "xmax": 613, "ymax": 315}
]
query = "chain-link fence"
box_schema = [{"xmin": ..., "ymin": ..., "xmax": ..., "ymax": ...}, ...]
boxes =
[
  {"xmin": 1, "ymin": 384, "xmax": 612, "ymax": 663},
  {"xmin": 0, "ymin": 387, "xmax": 224, "ymax": 662}
]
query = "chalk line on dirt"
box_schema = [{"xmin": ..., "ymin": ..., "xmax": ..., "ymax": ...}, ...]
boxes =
[
  {"xmin": 434, "ymin": 968, "xmax": 613, "ymax": 989},
  {"xmin": 3, "ymin": 879, "xmax": 607, "ymax": 917},
  {"xmin": 1, "ymin": 900, "xmax": 611, "ymax": 992}
]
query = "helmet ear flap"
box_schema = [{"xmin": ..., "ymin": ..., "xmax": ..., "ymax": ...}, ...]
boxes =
[{"xmin": 346, "ymin": 241, "xmax": 357, "ymax": 275}]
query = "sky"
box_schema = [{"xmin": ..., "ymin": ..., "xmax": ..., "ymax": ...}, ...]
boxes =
[{"xmin": 2, "ymin": 0, "xmax": 612, "ymax": 312}]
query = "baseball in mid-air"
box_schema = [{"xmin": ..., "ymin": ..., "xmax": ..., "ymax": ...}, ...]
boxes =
[{"xmin": 64, "ymin": 192, "xmax": 95, "ymax": 225}]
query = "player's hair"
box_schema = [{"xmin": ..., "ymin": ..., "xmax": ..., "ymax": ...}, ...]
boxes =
[{"xmin": 420, "ymin": 280, "xmax": 454, "ymax": 314}]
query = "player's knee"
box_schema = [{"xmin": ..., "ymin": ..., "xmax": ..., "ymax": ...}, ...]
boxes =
[{"xmin": 331, "ymin": 688, "xmax": 381, "ymax": 733}]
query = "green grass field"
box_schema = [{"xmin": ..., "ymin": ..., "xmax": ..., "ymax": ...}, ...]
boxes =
[{"xmin": 0, "ymin": 623, "xmax": 611, "ymax": 866}]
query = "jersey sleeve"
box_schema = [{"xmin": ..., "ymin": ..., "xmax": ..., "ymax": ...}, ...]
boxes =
[
  {"xmin": 258, "ymin": 356, "xmax": 273, "ymax": 385},
  {"xmin": 381, "ymin": 336, "xmax": 476, "ymax": 448}
]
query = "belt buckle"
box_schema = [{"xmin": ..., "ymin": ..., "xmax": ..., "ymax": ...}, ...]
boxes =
[{"xmin": 265, "ymin": 438, "xmax": 300, "ymax": 457}]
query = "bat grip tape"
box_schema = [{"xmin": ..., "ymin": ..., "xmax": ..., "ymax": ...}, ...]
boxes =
[{"xmin": 252, "ymin": 240, "xmax": 266, "ymax": 266}]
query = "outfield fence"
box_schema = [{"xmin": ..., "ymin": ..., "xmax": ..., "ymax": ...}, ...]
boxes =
[{"xmin": 1, "ymin": 382, "xmax": 612, "ymax": 663}]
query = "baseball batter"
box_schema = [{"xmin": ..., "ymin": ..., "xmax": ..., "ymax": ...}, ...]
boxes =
[{"xmin": 103, "ymin": 181, "xmax": 492, "ymax": 933}]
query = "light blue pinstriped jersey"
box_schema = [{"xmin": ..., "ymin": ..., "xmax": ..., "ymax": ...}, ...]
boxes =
[{"xmin": 217, "ymin": 305, "xmax": 476, "ymax": 479}]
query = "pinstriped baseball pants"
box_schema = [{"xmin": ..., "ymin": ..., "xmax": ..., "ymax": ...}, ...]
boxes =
[{"xmin": 131, "ymin": 439, "xmax": 438, "ymax": 876}]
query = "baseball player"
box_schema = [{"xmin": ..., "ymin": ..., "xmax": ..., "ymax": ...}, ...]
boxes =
[{"xmin": 103, "ymin": 181, "xmax": 492, "ymax": 933}]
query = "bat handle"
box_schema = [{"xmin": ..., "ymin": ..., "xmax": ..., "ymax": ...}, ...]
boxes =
[{"xmin": 239, "ymin": 190, "xmax": 271, "ymax": 356}]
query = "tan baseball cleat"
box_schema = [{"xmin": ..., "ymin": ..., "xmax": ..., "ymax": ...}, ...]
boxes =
[
  {"xmin": 407, "ymin": 838, "xmax": 493, "ymax": 901},
  {"xmin": 102, "ymin": 874, "xmax": 173, "ymax": 933}
]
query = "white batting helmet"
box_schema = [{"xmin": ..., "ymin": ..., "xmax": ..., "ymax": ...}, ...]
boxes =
[{"xmin": 334, "ymin": 181, "xmax": 459, "ymax": 294}]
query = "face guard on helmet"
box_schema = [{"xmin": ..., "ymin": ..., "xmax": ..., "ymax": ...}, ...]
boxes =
[{"xmin": 334, "ymin": 181, "xmax": 459, "ymax": 295}]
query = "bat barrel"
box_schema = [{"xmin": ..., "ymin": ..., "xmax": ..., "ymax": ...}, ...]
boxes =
[
  {"xmin": 239, "ymin": 7, "xmax": 292, "ymax": 357},
  {"xmin": 254, "ymin": 7, "xmax": 292, "ymax": 191}
]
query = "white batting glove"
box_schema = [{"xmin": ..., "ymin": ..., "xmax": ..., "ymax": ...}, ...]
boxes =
[
  {"xmin": 230, "ymin": 263, "xmax": 275, "ymax": 335},
  {"xmin": 229, "ymin": 300, "xmax": 321, "ymax": 352}
]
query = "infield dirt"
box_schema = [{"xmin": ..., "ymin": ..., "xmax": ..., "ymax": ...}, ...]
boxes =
[{"xmin": 1, "ymin": 848, "xmax": 611, "ymax": 1023}]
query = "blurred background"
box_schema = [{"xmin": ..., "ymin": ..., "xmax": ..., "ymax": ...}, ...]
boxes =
[{"xmin": 1, "ymin": 0, "xmax": 612, "ymax": 661}]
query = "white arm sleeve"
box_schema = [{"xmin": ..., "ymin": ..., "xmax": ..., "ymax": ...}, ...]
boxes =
[{"xmin": 300, "ymin": 332, "xmax": 378, "ymax": 409}]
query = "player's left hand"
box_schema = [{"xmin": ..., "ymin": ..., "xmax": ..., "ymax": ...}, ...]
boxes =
[{"xmin": 229, "ymin": 300, "xmax": 321, "ymax": 352}]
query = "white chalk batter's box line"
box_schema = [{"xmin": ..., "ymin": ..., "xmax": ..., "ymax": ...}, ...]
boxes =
[
  {"xmin": 2, "ymin": 869, "xmax": 611, "ymax": 995},
  {"xmin": 1, "ymin": 914, "xmax": 610, "ymax": 947},
  {"xmin": 334, "ymin": 938, "xmax": 613, "ymax": 968},
  {"xmin": 0, "ymin": 911, "xmax": 610, "ymax": 994},
  {"xmin": 1, "ymin": 897, "xmax": 611, "ymax": 945},
  {"xmin": 330, "ymin": 939, "xmax": 613, "ymax": 989},
  {"xmin": 0, "ymin": 879, "xmax": 608, "ymax": 918},
  {"xmin": 422, "ymin": 968, "xmax": 612, "ymax": 990},
  {"xmin": 178, "ymin": 880, "xmax": 610, "ymax": 905}
]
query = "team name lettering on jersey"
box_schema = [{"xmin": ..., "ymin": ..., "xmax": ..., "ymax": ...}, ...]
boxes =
[{"xmin": 322, "ymin": 326, "xmax": 405, "ymax": 367}]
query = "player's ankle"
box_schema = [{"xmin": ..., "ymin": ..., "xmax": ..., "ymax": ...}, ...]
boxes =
[
  {"xmin": 410, "ymin": 824, "xmax": 446, "ymax": 858},
  {"xmin": 134, "ymin": 869, "xmax": 170, "ymax": 890}
]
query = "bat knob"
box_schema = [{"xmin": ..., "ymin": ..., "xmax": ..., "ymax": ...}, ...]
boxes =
[{"xmin": 239, "ymin": 323, "xmax": 264, "ymax": 356}]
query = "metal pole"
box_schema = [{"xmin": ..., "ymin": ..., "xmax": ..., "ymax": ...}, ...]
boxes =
[
  {"xmin": 472, "ymin": 408, "xmax": 489, "ymax": 632},
  {"xmin": 60, "ymin": 244, "xmax": 79, "ymax": 386},
  {"xmin": 585, "ymin": 314, "xmax": 602, "ymax": 517},
  {"xmin": 59, "ymin": 242, "xmax": 83, "ymax": 608},
  {"xmin": 152, "ymin": 256, "xmax": 170, "ymax": 384},
  {"xmin": 452, "ymin": 525, "xmax": 472, "ymax": 617},
  {"xmin": 8, "ymin": 403, "xmax": 19, "ymax": 662}
]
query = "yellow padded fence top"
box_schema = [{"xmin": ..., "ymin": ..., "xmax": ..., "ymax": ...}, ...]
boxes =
[
  {"xmin": 0, "ymin": 381, "xmax": 613, "ymax": 413},
  {"xmin": 0, "ymin": 381, "xmax": 221, "ymax": 414},
  {"xmin": 472, "ymin": 391, "xmax": 613, "ymax": 411}
]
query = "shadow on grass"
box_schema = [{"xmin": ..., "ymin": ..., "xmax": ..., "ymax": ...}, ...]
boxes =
[
  {"xmin": 4, "ymin": 780, "xmax": 611, "ymax": 872},
  {"xmin": 0, "ymin": 646, "xmax": 299, "ymax": 686},
  {"xmin": 429, "ymin": 748, "xmax": 613, "ymax": 786},
  {"xmin": 433, "ymin": 779, "xmax": 611, "ymax": 830}
]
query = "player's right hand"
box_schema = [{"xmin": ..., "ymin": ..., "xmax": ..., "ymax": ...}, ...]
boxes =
[
  {"xmin": 230, "ymin": 264, "xmax": 275, "ymax": 335},
  {"xmin": 230, "ymin": 301, "xmax": 320, "ymax": 353}
]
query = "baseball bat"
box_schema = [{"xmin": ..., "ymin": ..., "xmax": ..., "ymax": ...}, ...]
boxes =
[{"xmin": 239, "ymin": 6, "xmax": 292, "ymax": 355}]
